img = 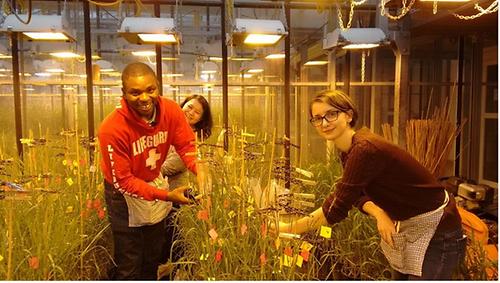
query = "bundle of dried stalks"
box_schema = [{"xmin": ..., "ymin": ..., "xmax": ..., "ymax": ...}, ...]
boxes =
[
  {"xmin": 381, "ymin": 123, "xmax": 395, "ymax": 144},
  {"xmin": 405, "ymin": 97, "xmax": 466, "ymax": 177}
]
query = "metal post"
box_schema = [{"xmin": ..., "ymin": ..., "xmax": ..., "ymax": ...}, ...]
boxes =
[
  {"xmin": 221, "ymin": 0, "xmax": 229, "ymax": 151},
  {"xmin": 10, "ymin": 32, "xmax": 23, "ymax": 159},
  {"xmin": 83, "ymin": 0, "xmax": 95, "ymax": 163},
  {"xmin": 343, "ymin": 50, "xmax": 350, "ymax": 96},
  {"xmin": 241, "ymin": 70, "xmax": 245, "ymax": 128},
  {"xmin": 284, "ymin": 0, "xmax": 291, "ymax": 189},
  {"xmin": 455, "ymin": 35, "xmax": 464, "ymax": 176},
  {"xmin": 155, "ymin": 2, "xmax": 163, "ymax": 96}
]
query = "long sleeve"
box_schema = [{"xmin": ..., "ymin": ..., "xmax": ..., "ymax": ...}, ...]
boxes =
[
  {"xmin": 322, "ymin": 140, "xmax": 389, "ymax": 224},
  {"xmin": 99, "ymin": 132, "xmax": 169, "ymax": 201}
]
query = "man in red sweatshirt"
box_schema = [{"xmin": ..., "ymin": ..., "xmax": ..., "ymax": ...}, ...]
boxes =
[{"xmin": 98, "ymin": 62, "xmax": 199, "ymax": 279}]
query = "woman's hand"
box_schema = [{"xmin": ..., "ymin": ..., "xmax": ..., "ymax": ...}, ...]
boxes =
[
  {"xmin": 375, "ymin": 211, "xmax": 396, "ymax": 248},
  {"xmin": 362, "ymin": 201, "xmax": 395, "ymax": 248}
]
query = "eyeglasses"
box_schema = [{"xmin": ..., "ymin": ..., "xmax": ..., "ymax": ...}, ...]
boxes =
[{"xmin": 309, "ymin": 110, "xmax": 341, "ymax": 127}]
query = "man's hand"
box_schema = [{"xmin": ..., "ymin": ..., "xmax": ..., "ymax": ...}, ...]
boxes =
[{"xmin": 167, "ymin": 185, "xmax": 192, "ymax": 204}]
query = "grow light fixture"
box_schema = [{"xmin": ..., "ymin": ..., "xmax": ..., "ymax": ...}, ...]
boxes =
[
  {"xmin": 131, "ymin": 50, "xmax": 156, "ymax": 57},
  {"xmin": 162, "ymin": 57, "xmax": 179, "ymax": 61},
  {"xmin": 164, "ymin": 73, "xmax": 184, "ymax": 77},
  {"xmin": 50, "ymin": 51, "xmax": 82, "ymax": 58},
  {"xmin": 323, "ymin": 28, "xmax": 388, "ymax": 50},
  {"xmin": 232, "ymin": 18, "xmax": 287, "ymax": 46},
  {"xmin": 118, "ymin": 17, "xmax": 181, "ymax": 45},
  {"xmin": 0, "ymin": 14, "xmax": 76, "ymax": 41},
  {"xmin": 265, "ymin": 53, "xmax": 285, "ymax": 59},
  {"xmin": 304, "ymin": 60, "xmax": 328, "ymax": 66}
]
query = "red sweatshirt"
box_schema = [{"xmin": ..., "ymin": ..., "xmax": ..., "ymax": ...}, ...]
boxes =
[{"xmin": 98, "ymin": 97, "xmax": 197, "ymax": 201}]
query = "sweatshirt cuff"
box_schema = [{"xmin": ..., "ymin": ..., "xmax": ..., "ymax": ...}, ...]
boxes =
[
  {"xmin": 152, "ymin": 189, "xmax": 169, "ymax": 201},
  {"xmin": 354, "ymin": 195, "xmax": 372, "ymax": 215}
]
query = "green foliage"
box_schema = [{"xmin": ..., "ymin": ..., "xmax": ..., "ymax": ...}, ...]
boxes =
[{"xmin": 0, "ymin": 125, "xmax": 112, "ymax": 280}]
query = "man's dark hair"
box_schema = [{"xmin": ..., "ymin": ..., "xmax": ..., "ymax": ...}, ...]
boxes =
[{"xmin": 121, "ymin": 62, "xmax": 158, "ymax": 89}]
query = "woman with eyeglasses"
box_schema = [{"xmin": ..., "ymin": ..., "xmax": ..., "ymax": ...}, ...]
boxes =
[
  {"xmin": 159, "ymin": 94, "xmax": 213, "ymax": 279},
  {"xmin": 276, "ymin": 90, "xmax": 465, "ymax": 280}
]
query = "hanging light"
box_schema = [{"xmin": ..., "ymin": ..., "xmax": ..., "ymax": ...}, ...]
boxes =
[
  {"xmin": 0, "ymin": 14, "xmax": 76, "ymax": 41},
  {"xmin": 131, "ymin": 50, "xmax": 156, "ymax": 57},
  {"xmin": 323, "ymin": 28, "xmax": 388, "ymax": 50},
  {"xmin": 232, "ymin": 18, "xmax": 287, "ymax": 46},
  {"xmin": 265, "ymin": 53, "xmax": 285, "ymax": 59},
  {"xmin": 304, "ymin": 60, "xmax": 328, "ymax": 66},
  {"xmin": 118, "ymin": 17, "xmax": 181, "ymax": 44}
]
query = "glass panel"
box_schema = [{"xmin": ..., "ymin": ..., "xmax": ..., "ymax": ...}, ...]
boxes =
[
  {"xmin": 485, "ymin": 64, "xmax": 498, "ymax": 114},
  {"xmin": 483, "ymin": 118, "xmax": 498, "ymax": 182}
]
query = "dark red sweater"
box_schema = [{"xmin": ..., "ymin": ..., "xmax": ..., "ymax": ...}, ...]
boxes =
[
  {"xmin": 98, "ymin": 97, "xmax": 197, "ymax": 201},
  {"xmin": 322, "ymin": 127, "xmax": 461, "ymax": 234}
]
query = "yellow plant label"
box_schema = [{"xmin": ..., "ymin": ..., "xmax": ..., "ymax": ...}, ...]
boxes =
[
  {"xmin": 296, "ymin": 255, "xmax": 304, "ymax": 267},
  {"xmin": 300, "ymin": 241, "xmax": 313, "ymax": 251},
  {"xmin": 246, "ymin": 205, "xmax": 254, "ymax": 217},
  {"xmin": 0, "ymin": 254, "xmax": 4, "ymax": 262},
  {"xmin": 62, "ymin": 160, "xmax": 67, "ymax": 166},
  {"xmin": 275, "ymin": 238, "xmax": 281, "ymax": 249},
  {"xmin": 319, "ymin": 226, "xmax": 332, "ymax": 239},
  {"xmin": 66, "ymin": 178, "xmax": 74, "ymax": 186},
  {"xmin": 282, "ymin": 255, "xmax": 292, "ymax": 267},
  {"xmin": 72, "ymin": 160, "xmax": 78, "ymax": 167},
  {"xmin": 228, "ymin": 211, "xmax": 236, "ymax": 218}
]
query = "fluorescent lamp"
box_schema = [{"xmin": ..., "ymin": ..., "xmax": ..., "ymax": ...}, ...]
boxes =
[
  {"xmin": 35, "ymin": 72, "xmax": 52, "ymax": 77},
  {"xmin": 208, "ymin": 56, "xmax": 223, "ymax": 62},
  {"xmin": 162, "ymin": 57, "xmax": 179, "ymax": 61},
  {"xmin": 229, "ymin": 57, "xmax": 254, "ymax": 61},
  {"xmin": 118, "ymin": 17, "xmax": 180, "ymax": 45},
  {"xmin": 100, "ymin": 68, "xmax": 115, "ymax": 72},
  {"xmin": 201, "ymin": 70, "xmax": 217, "ymax": 74},
  {"xmin": 164, "ymin": 73, "xmax": 184, "ymax": 77},
  {"xmin": 304, "ymin": 60, "xmax": 328, "ymax": 66},
  {"xmin": 265, "ymin": 53, "xmax": 285, "ymax": 59},
  {"xmin": 50, "ymin": 51, "xmax": 82, "ymax": 58},
  {"xmin": 229, "ymin": 73, "xmax": 253, "ymax": 78},
  {"xmin": 247, "ymin": 69, "xmax": 264, "ymax": 73},
  {"xmin": 244, "ymin": 34, "xmax": 282, "ymax": 45},
  {"xmin": 24, "ymin": 32, "xmax": 70, "ymax": 40},
  {"xmin": 100, "ymin": 87, "xmax": 112, "ymax": 91},
  {"xmin": 232, "ymin": 18, "xmax": 286, "ymax": 46},
  {"xmin": 342, "ymin": 43, "xmax": 380, "ymax": 49},
  {"xmin": 132, "ymin": 50, "xmax": 156, "ymax": 57},
  {"xmin": 0, "ymin": 14, "xmax": 76, "ymax": 41},
  {"xmin": 138, "ymin": 33, "xmax": 177, "ymax": 43},
  {"xmin": 24, "ymin": 87, "xmax": 35, "ymax": 91},
  {"xmin": 46, "ymin": 68, "xmax": 65, "ymax": 73},
  {"xmin": 62, "ymin": 86, "xmax": 75, "ymax": 90},
  {"xmin": 323, "ymin": 28, "xmax": 387, "ymax": 50}
]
